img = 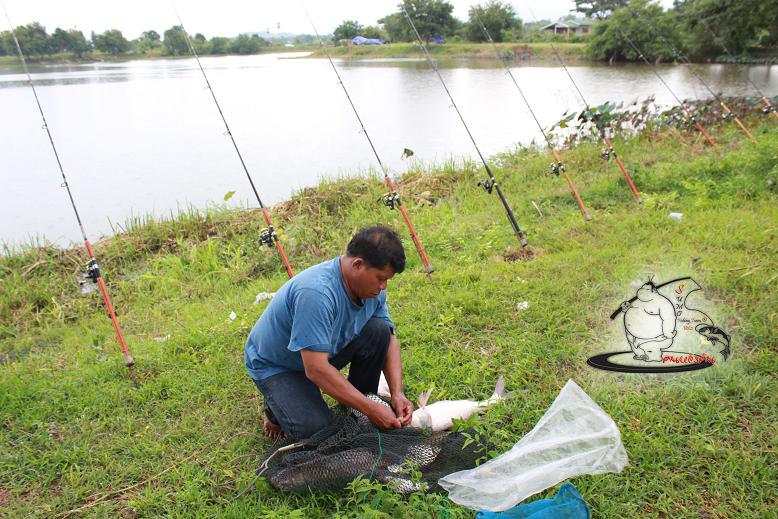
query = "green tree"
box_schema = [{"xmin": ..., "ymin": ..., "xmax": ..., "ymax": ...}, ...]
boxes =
[
  {"xmin": 379, "ymin": 0, "xmax": 458, "ymax": 42},
  {"xmin": 163, "ymin": 26, "xmax": 189, "ymax": 55},
  {"xmin": 574, "ymin": 0, "xmax": 629, "ymax": 19},
  {"xmin": 675, "ymin": 0, "xmax": 778, "ymax": 55},
  {"xmin": 209, "ymin": 36, "xmax": 230, "ymax": 54},
  {"xmin": 62, "ymin": 29, "xmax": 90, "ymax": 57},
  {"xmin": 6, "ymin": 23, "xmax": 53, "ymax": 56},
  {"xmin": 193, "ymin": 33, "xmax": 210, "ymax": 54},
  {"xmin": 135, "ymin": 30, "xmax": 162, "ymax": 54},
  {"xmin": 361, "ymin": 26, "xmax": 389, "ymax": 40},
  {"xmin": 51, "ymin": 28, "xmax": 70, "ymax": 53},
  {"xmin": 141, "ymin": 30, "xmax": 160, "ymax": 42},
  {"xmin": 377, "ymin": 13, "xmax": 409, "ymax": 41},
  {"xmin": 465, "ymin": 0, "xmax": 522, "ymax": 42},
  {"xmin": 333, "ymin": 20, "xmax": 363, "ymax": 42},
  {"xmin": 91, "ymin": 29, "xmax": 130, "ymax": 55},
  {"xmin": 229, "ymin": 34, "xmax": 267, "ymax": 54},
  {"xmin": 587, "ymin": 0, "xmax": 681, "ymax": 62}
]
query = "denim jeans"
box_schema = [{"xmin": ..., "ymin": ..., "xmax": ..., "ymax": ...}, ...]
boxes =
[{"xmin": 252, "ymin": 317, "xmax": 391, "ymax": 440}]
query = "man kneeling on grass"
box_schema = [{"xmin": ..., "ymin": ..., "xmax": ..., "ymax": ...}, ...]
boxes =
[{"xmin": 244, "ymin": 226, "xmax": 414, "ymax": 440}]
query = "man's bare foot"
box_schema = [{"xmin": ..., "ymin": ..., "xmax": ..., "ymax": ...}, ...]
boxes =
[{"xmin": 263, "ymin": 415, "xmax": 284, "ymax": 440}]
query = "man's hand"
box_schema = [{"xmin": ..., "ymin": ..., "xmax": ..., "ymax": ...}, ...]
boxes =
[
  {"xmin": 367, "ymin": 402, "xmax": 402, "ymax": 430},
  {"xmin": 391, "ymin": 392, "xmax": 414, "ymax": 426}
]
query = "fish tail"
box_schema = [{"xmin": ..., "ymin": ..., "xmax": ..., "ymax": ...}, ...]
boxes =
[
  {"xmin": 492, "ymin": 376, "xmax": 506, "ymax": 399},
  {"xmin": 418, "ymin": 387, "xmax": 433, "ymax": 408},
  {"xmin": 478, "ymin": 376, "xmax": 507, "ymax": 407}
]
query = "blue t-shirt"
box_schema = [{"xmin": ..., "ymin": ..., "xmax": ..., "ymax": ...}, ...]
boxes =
[{"xmin": 244, "ymin": 257, "xmax": 394, "ymax": 381}]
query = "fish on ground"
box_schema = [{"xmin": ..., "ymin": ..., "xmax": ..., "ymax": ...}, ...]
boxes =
[{"xmin": 379, "ymin": 373, "xmax": 506, "ymax": 431}]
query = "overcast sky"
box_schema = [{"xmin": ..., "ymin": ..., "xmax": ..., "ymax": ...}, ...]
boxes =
[{"xmin": 2, "ymin": 0, "xmax": 675, "ymax": 39}]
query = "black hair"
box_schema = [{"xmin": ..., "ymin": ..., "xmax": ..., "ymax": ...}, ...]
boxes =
[{"xmin": 346, "ymin": 226, "xmax": 406, "ymax": 274}]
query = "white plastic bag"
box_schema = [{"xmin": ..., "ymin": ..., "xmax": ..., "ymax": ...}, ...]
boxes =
[{"xmin": 438, "ymin": 379, "xmax": 628, "ymax": 512}]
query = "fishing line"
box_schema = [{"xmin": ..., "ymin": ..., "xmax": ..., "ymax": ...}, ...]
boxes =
[
  {"xmin": 2, "ymin": 0, "xmax": 134, "ymax": 368},
  {"xmin": 171, "ymin": 1, "xmax": 295, "ymax": 277},
  {"xmin": 520, "ymin": 7, "xmax": 641, "ymax": 204},
  {"xmin": 301, "ymin": 3, "xmax": 434, "ymax": 274},
  {"xmin": 645, "ymin": 22, "xmax": 756, "ymax": 143},
  {"xmin": 617, "ymin": 29, "xmax": 718, "ymax": 149},
  {"xmin": 700, "ymin": 19, "xmax": 778, "ymax": 120},
  {"xmin": 401, "ymin": 4, "xmax": 528, "ymax": 246},
  {"xmin": 472, "ymin": 10, "xmax": 593, "ymax": 219}
]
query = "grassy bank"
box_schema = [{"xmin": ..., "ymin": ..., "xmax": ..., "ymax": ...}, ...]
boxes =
[
  {"xmin": 308, "ymin": 42, "xmax": 587, "ymax": 61},
  {"xmin": 1, "ymin": 115, "xmax": 776, "ymax": 517},
  {"xmin": 0, "ymin": 46, "xmax": 320, "ymax": 66}
]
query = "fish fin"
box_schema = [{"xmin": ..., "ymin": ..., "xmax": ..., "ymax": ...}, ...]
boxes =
[
  {"xmin": 478, "ymin": 376, "xmax": 508, "ymax": 407},
  {"xmin": 492, "ymin": 376, "xmax": 506, "ymax": 399},
  {"xmin": 417, "ymin": 387, "xmax": 433, "ymax": 408}
]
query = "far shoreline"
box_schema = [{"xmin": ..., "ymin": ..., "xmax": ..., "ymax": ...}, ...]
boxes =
[{"xmin": 4, "ymin": 42, "xmax": 773, "ymax": 67}]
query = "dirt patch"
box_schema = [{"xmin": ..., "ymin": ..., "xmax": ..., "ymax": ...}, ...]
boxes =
[
  {"xmin": 0, "ymin": 488, "xmax": 9, "ymax": 508},
  {"xmin": 503, "ymin": 246, "xmax": 537, "ymax": 262}
]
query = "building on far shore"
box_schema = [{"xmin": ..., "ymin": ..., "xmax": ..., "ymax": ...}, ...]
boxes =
[{"xmin": 540, "ymin": 19, "xmax": 595, "ymax": 37}]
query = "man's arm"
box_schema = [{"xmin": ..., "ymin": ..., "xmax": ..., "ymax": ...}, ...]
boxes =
[
  {"xmin": 383, "ymin": 334, "xmax": 414, "ymax": 426},
  {"xmin": 301, "ymin": 350, "xmax": 401, "ymax": 430}
]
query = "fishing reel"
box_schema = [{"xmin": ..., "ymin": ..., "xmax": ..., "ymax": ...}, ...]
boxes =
[
  {"xmin": 600, "ymin": 146, "xmax": 616, "ymax": 161},
  {"xmin": 259, "ymin": 227, "xmax": 278, "ymax": 247},
  {"xmin": 721, "ymin": 111, "xmax": 734, "ymax": 121},
  {"xmin": 478, "ymin": 179, "xmax": 494, "ymax": 194},
  {"xmin": 762, "ymin": 105, "xmax": 775, "ymax": 115},
  {"xmin": 85, "ymin": 258, "xmax": 101, "ymax": 283},
  {"xmin": 381, "ymin": 191, "xmax": 401, "ymax": 210},
  {"xmin": 550, "ymin": 161, "xmax": 565, "ymax": 177}
]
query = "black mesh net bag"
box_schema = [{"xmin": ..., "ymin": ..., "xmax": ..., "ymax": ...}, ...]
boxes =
[{"xmin": 261, "ymin": 395, "xmax": 482, "ymax": 494}]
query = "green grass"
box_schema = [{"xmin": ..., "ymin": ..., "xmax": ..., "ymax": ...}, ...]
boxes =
[
  {"xmin": 1, "ymin": 115, "xmax": 776, "ymax": 517},
  {"xmin": 308, "ymin": 42, "xmax": 587, "ymax": 61}
]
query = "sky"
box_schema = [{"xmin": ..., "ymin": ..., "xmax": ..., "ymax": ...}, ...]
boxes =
[{"xmin": 1, "ymin": 0, "xmax": 675, "ymax": 39}]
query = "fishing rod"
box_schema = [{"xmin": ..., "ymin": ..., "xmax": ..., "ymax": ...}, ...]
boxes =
[
  {"xmin": 2, "ymin": 1, "xmax": 134, "ymax": 367},
  {"xmin": 618, "ymin": 29, "xmax": 718, "ymax": 149},
  {"xmin": 472, "ymin": 12, "xmax": 594, "ymax": 217},
  {"xmin": 401, "ymin": 5, "xmax": 529, "ymax": 245},
  {"xmin": 700, "ymin": 19, "xmax": 778, "ymax": 121},
  {"xmin": 520, "ymin": 8, "xmax": 641, "ymax": 205},
  {"xmin": 301, "ymin": 5, "xmax": 434, "ymax": 275},
  {"xmin": 171, "ymin": 1, "xmax": 295, "ymax": 278},
  {"xmin": 646, "ymin": 23, "xmax": 757, "ymax": 143}
]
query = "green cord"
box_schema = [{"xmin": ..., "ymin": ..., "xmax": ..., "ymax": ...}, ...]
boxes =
[{"xmin": 369, "ymin": 429, "xmax": 383, "ymax": 480}]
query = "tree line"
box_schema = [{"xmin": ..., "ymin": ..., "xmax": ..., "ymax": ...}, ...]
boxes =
[
  {"xmin": 0, "ymin": 24, "xmax": 271, "ymax": 58},
  {"xmin": 584, "ymin": 0, "xmax": 778, "ymax": 61},
  {"xmin": 333, "ymin": 0, "xmax": 776, "ymax": 60},
  {"xmin": 334, "ymin": 0, "xmax": 527, "ymax": 44},
  {"xmin": 2, "ymin": 0, "xmax": 774, "ymax": 62}
]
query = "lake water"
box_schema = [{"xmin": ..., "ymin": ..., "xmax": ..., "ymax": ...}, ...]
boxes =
[{"xmin": 1, "ymin": 52, "xmax": 775, "ymax": 247}]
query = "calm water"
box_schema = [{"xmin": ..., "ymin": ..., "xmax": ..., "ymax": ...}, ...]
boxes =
[{"xmin": 1, "ymin": 52, "xmax": 775, "ymax": 247}]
